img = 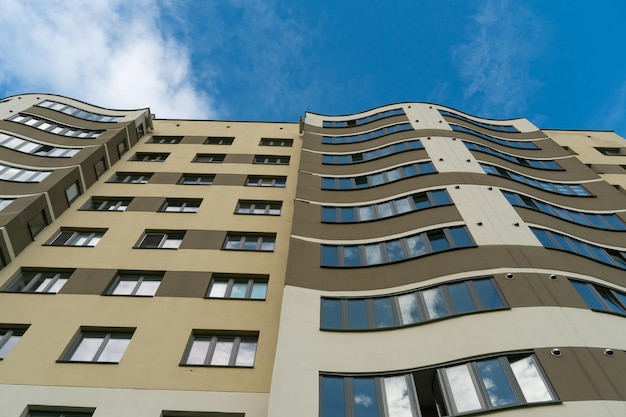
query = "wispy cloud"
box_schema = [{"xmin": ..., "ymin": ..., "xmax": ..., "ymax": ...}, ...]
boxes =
[
  {"xmin": 0, "ymin": 0, "xmax": 217, "ymax": 118},
  {"xmin": 451, "ymin": 0, "xmax": 545, "ymax": 118}
]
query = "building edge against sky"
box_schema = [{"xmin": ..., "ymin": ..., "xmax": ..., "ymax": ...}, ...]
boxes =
[{"xmin": 0, "ymin": 93, "xmax": 624, "ymax": 417}]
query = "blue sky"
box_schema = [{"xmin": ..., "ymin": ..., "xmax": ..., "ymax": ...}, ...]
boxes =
[{"xmin": 0, "ymin": 0, "xmax": 625, "ymax": 136}]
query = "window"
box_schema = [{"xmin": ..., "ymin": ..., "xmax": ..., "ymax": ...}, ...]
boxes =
[
  {"xmin": 322, "ymin": 189, "xmax": 452, "ymax": 223},
  {"xmin": 62, "ymin": 329, "xmax": 133, "ymax": 363},
  {"xmin": 450, "ymin": 124, "xmax": 538, "ymax": 149},
  {"xmin": 94, "ymin": 158, "xmax": 106, "ymax": 178},
  {"xmin": 108, "ymin": 172, "xmax": 152, "ymax": 184},
  {"xmin": 235, "ymin": 200, "xmax": 282, "ymax": 215},
  {"xmin": 322, "ymin": 226, "xmax": 474, "ymax": 267},
  {"xmin": 8, "ymin": 113, "xmax": 103, "ymax": 138},
  {"xmin": 323, "ymin": 108, "xmax": 405, "ymax": 128},
  {"xmin": 38, "ymin": 99, "xmax": 123, "ymax": 122},
  {"xmin": 0, "ymin": 198, "xmax": 15, "ymax": 211},
  {"xmin": 481, "ymin": 163, "xmax": 591, "ymax": 196},
  {"xmin": 180, "ymin": 174, "xmax": 214, "ymax": 185},
  {"xmin": 0, "ymin": 162, "xmax": 51, "ymax": 182},
  {"xmin": 570, "ymin": 280, "xmax": 626, "ymax": 315},
  {"xmin": 65, "ymin": 182, "xmax": 81, "ymax": 204},
  {"xmin": 207, "ymin": 275, "xmax": 268, "ymax": 300},
  {"xmin": 322, "ymin": 122, "xmax": 413, "ymax": 144},
  {"xmin": 82, "ymin": 198, "xmax": 132, "ymax": 211},
  {"xmin": 28, "ymin": 210, "xmax": 48, "ymax": 239},
  {"xmin": 595, "ymin": 147, "xmax": 623, "ymax": 156},
  {"xmin": 532, "ymin": 227, "xmax": 626, "ymax": 270},
  {"xmin": 322, "ymin": 162, "xmax": 435, "ymax": 190},
  {"xmin": 322, "ymin": 139, "xmax": 423, "ymax": 165},
  {"xmin": 0, "ymin": 132, "xmax": 79, "ymax": 157},
  {"xmin": 245, "ymin": 175, "xmax": 286, "ymax": 187},
  {"xmin": 259, "ymin": 138, "xmax": 292, "ymax": 147},
  {"xmin": 439, "ymin": 109, "xmax": 520, "ymax": 133},
  {"xmin": 48, "ymin": 230, "xmax": 105, "ymax": 247},
  {"xmin": 4, "ymin": 270, "xmax": 72, "ymax": 293},
  {"xmin": 253, "ymin": 155, "xmax": 290, "ymax": 165},
  {"xmin": 205, "ymin": 136, "xmax": 234, "ymax": 145},
  {"xmin": 223, "ymin": 233, "xmax": 276, "ymax": 251},
  {"xmin": 131, "ymin": 152, "xmax": 169, "ymax": 162},
  {"xmin": 321, "ymin": 353, "xmax": 556, "ymax": 417},
  {"xmin": 321, "ymin": 278, "xmax": 505, "ymax": 330},
  {"xmin": 465, "ymin": 142, "xmax": 561, "ymax": 170},
  {"xmin": 160, "ymin": 199, "xmax": 201, "ymax": 213},
  {"xmin": 109, "ymin": 273, "xmax": 163, "ymax": 297},
  {"xmin": 150, "ymin": 136, "xmax": 182, "ymax": 144},
  {"xmin": 182, "ymin": 332, "xmax": 257, "ymax": 367},
  {"xmin": 194, "ymin": 153, "xmax": 225, "ymax": 163},
  {"xmin": 503, "ymin": 191, "xmax": 626, "ymax": 230},
  {"xmin": 137, "ymin": 231, "xmax": 185, "ymax": 249},
  {"xmin": 0, "ymin": 327, "xmax": 27, "ymax": 359}
]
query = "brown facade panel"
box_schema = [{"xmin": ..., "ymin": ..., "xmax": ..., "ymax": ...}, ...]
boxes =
[
  {"xmin": 157, "ymin": 271, "xmax": 211, "ymax": 298},
  {"xmin": 292, "ymin": 202, "xmax": 462, "ymax": 240},
  {"xmin": 149, "ymin": 172, "xmax": 183, "ymax": 184},
  {"xmin": 492, "ymin": 273, "xmax": 589, "ymax": 310},
  {"xmin": 180, "ymin": 230, "xmax": 227, "ymax": 250},
  {"xmin": 46, "ymin": 167, "xmax": 83, "ymax": 216},
  {"xmin": 536, "ymin": 347, "xmax": 626, "ymax": 402},
  {"xmin": 4, "ymin": 195, "xmax": 51, "ymax": 256},
  {"xmin": 213, "ymin": 174, "xmax": 247, "ymax": 186},
  {"xmin": 285, "ymin": 240, "xmax": 626, "ymax": 291},
  {"xmin": 60, "ymin": 268, "xmax": 117, "ymax": 295},
  {"xmin": 225, "ymin": 154, "xmax": 254, "ymax": 164},
  {"xmin": 180, "ymin": 136, "xmax": 208, "ymax": 144},
  {"xmin": 126, "ymin": 197, "xmax": 166, "ymax": 212}
]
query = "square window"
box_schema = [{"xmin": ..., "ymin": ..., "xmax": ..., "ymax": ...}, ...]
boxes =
[
  {"xmin": 182, "ymin": 332, "xmax": 257, "ymax": 367},
  {"xmin": 179, "ymin": 174, "xmax": 214, "ymax": 185},
  {"xmin": 94, "ymin": 158, "xmax": 107, "ymax": 178},
  {"xmin": 205, "ymin": 137, "xmax": 234, "ymax": 145},
  {"xmin": 235, "ymin": 200, "xmax": 282, "ymax": 215},
  {"xmin": 259, "ymin": 138, "xmax": 292, "ymax": 147},
  {"xmin": 28, "ymin": 210, "xmax": 48, "ymax": 239},
  {"xmin": 194, "ymin": 154, "xmax": 225, "ymax": 163},
  {"xmin": 65, "ymin": 182, "xmax": 81, "ymax": 204},
  {"xmin": 160, "ymin": 199, "xmax": 202, "ymax": 213},
  {"xmin": 0, "ymin": 326, "xmax": 28, "ymax": 359},
  {"xmin": 137, "ymin": 231, "xmax": 185, "ymax": 249},
  {"xmin": 82, "ymin": 198, "xmax": 132, "ymax": 211},
  {"xmin": 150, "ymin": 136, "xmax": 182, "ymax": 144},
  {"xmin": 595, "ymin": 147, "xmax": 623, "ymax": 156},
  {"xmin": 207, "ymin": 275, "xmax": 268, "ymax": 300},
  {"xmin": 48, "ymin": 230, "xmax": 105, "ymax": 247},
  {"xmin": 223, "ymin": 233, "xmax": 276, "ymax": 251},
  {"xmin": 131, "ymin": 152, "xmax": 169, "ymax": 162},
  {"xmin": 4, "ymin": 269, "xmax": 72, "ymax": 293},
  {"xmin": 109, "ymin": 273, "xmax": 163, "ymax": 296},
  {"xmin": 62, "ymin": 328, "xmax": 133, "ymax": 363}
]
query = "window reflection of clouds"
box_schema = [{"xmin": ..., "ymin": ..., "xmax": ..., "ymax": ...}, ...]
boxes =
[
  {"xmin": 510, "ymin": 356, "xmax": 553, "ymax": 402},
  {"xmin": 384, "ymin": 376, "xmax": 414, "ymax": 417},
  {"xmin": 423, "ymin": 288, "xmax": 448, "ymax": 319},
  {"xmin": 443, "ymin": 365, "xmax": 482, "ymax": 413},
  {"xmin": 397, "ymin": 293, "xmax": 421, "ymax": 324},
  {"xmin": 477, "ymin": 359, "xmax": 516, "ymax": 406}
]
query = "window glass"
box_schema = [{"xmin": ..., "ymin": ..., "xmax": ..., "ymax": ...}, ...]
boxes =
[
  {"xmin": 413, "ymin": 194, "xmax": 430, "ymax": 209},
  {"xmin": 397, "ymin": 293, "xmax": 422, "ymax": 325},
  {"xmin": 236, "ymin": 339, "xmax": 257, "ymax": 366},
  {"xmin": 394, "ymin": 197, "xmax": 412, "ymax": 214},
  {"xmin": 473, "ymin": 279, "xmax": 505, "ymax": 309},
  {"xmin": 364, "ymin": 244, "xmax": 383, "ymax": 265},
  {"xmin": 431, "ymin": 189, "xmax": 451, "ymax": 205},
  {"xmin": 428, "ymin": 230, "xmax": 449, "ymax": 252},
  {"xmin": 373, "ymin": 297, "xmax": 395, "ymax": 328},
  {"xmin": 250, "ymin": 282, "xmax": 268, "ymax": 300},
  {"xmin": 384, "ymin": 376, "xmax": 415, "ymax": 417},
  {"xmin": 340, "ymin": 207, "xmax": 356, "ymax": 222},
  {"xmin": 385, "ymin": 240, "xmax": 405, "ymax": 262},
  {"xmin": 477, "ymin": 359, "xmax": 517, "ymax": 406},
  {"xmin": 211, "ymin": 338, "xmax": 234, "ymax": 365},
  {"xmin": 509, "ymin": 356, "xmax": 554, "ymax": 402},
  {"xmin": 321, "ymin": 377, "xmax": 345, "ymax": 417},
  {"xmin": 208, "ymin": 281, "xmax": 228, "ymax": 298},
  {"xmin": 376, "ymin": 202, "xmax": 393, "ymax": 218},
  {"xmin": 442, "ymin": 365, "xmax": 483, "ymax": 413},
  {"xmin": 595, "ymin": 287, "xmax": 625, "ymax": 313},
  {"xmin": 322, "ymin": 246, "xmax": 339, "ymax": 267},
  {"xmin": 347, "ymin": 299, "xmax": 368, "ymax": 329},
  {"xmin": 230, "ymin": 281, "xmax": 248, "ymax": 299},
  {"xmin": 405, "ymin": 235, "xmax": 427, "ymax": 257},
  {"xmin": 322, "ymin": 207, "xmax": 336, "ymax": 222},
  {"xmin": 423, "ymin": 287, "xmax": 448, "ymax": 319},
  {"xmin": 353, "ymin": 378, "xmax": 379, "ymax": 417},
  {"xmin": 571, "ymin": 281, "xmax": 606, "ymax": 311},
  {"xmin": 321, "ymin": 299, "xmax": 342, "ymax": 329},
  {"xmin": 343, "ymin": 246, "xmax": 361, "ymax": 267},
  {"xmin": 358, "ymin": 206, "xmax": 375, "ymax": 221},
  {"xmin": 448, "ymin": 282, "xmax": 477, "ymax": 313}
]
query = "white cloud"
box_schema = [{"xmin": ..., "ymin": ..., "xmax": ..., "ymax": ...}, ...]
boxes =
[
  {"xmin": 451, "ymin": 0, "xmax": 545, "ymax": 117},
  {"xmin": 0, "ymin": 0, "xmax": 217, "ymax": 119}
]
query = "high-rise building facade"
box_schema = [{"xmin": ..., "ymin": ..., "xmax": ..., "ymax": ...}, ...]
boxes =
[{"xmin": 0, "ymin": 94, "xmax": 625, "ymax": 417}]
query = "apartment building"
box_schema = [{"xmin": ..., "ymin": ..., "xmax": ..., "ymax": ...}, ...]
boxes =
[{"xmin": 0, "ymin": 94, "xmax": 625, "ymax": 417}]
